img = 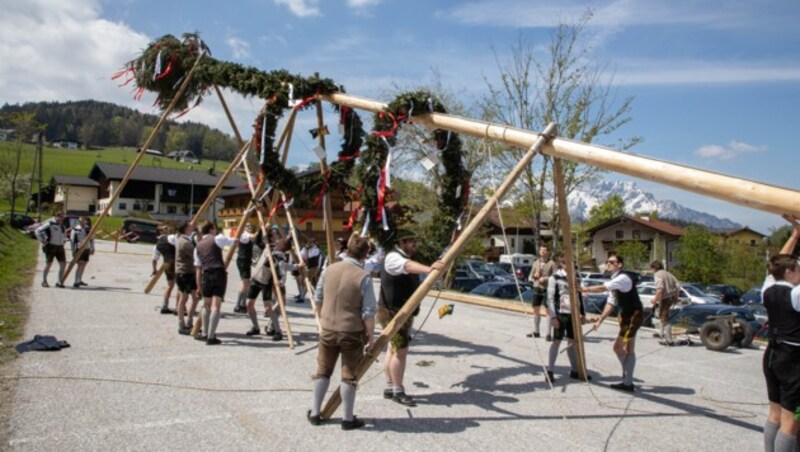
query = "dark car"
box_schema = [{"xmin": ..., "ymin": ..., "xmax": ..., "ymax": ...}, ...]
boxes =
[
  {"xmin": 740, "ymin": 286, "xmax": 762, "ymax": 304},
  {"xmin": 485, "ymin": 263, "xmax": 516, "ymax": 282},
  {"xmin": 1, "ymin": 213, "xmax": 35, "ymax": 229},
  {"xmin": 451, "ymin": 269, "xmax": 485, "ymax": 292},
  {"xmin": 705, "ymin": 284, "xmax": 743, "ymax": 305},
  {"xmin": 122, "ymin": 218, "xmax": 162, "ymax": 243},
  {"xmin": 470, "ymin": 281, "xmax": 533, "ymax": 300},
  {"xmin": 656, "ymin": 303, "xmax": 760, "ymax": 348},
  {"xmin": 496, "ymin": 262, "xmax": 533, "ymax": 281}
]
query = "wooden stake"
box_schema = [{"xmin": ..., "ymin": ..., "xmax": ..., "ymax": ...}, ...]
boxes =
[
  {"xmin": 64, "ymin": 52, "xmax": 206, "ymax": 282},
  {"xmin": 314, "ymin": 82, "xmax": 336, "ymax": 265},
  {"xmin": 552, "ymin": 156, "xmax": 588, "ymax": 380},
  {"xmin": 319, "ymin": 123, "xmax": 557, "ymax": 420},
  {"xmin": 321, "ymin": 92, "xmax": 800, "ymax": 218}
]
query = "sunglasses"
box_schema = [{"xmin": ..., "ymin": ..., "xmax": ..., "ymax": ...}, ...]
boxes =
[{"xmin": 606, "ymin": 260, "xmax": 618, "ymax": 264}]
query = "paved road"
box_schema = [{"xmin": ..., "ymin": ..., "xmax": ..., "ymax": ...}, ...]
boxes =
[{"xmin": 6, "ymin": 239, "xmax": 767, "ymax": 451}]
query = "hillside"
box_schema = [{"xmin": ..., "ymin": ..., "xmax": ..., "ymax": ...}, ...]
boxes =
[{"xmin": 0, "ymin": 100, "xmax": 239, "ymax": 161}]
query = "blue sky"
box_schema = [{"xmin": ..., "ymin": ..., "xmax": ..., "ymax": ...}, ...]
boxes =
[{"xmin": 1, "ymin": 0, "xmax": 799, "ymax": 233}]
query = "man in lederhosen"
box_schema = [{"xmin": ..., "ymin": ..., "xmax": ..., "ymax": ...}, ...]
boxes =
[
  {"xmin": 69, "ymin": 216, "xmax": 94, "ymax": 288},
  {"xmin": 527, "ymin": 244, "xmax": 556, "ymax": 340},
  {"xmin": 152, "ymin": 225, "xmax": 178, "ymax": 314},
  {"xmin": 649, "ymin": 260, "xmax": 681, "ymax": 346},
  {"xmin": 174, "ymin": 221, "xmax": 199, "ymax": 335},
  {"xmin": 243, "ymin": 234, "xmax": 289, "ymax": 341},
  {"xmin": 234, "ymin": 224, "xmax": 257, "ymax": 314},
  {"xmin": 35, "ymin": 212, "xmax": 67, "ymax": 288},
  {"xmin": 193, "ymin": 222, "xmax": 236, "ymax": 345}
]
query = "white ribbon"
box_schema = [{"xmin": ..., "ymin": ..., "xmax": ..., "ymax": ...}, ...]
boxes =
[
  {"xmin": 381, "ymin": 207, "xmax": 389, "ymax": 231},
  {"xmin": 260, "ymin": 116, "xmax": 267, "ymax": 166},
  {"xmin": 381, "ymin": 136, "xmax": 393, "ymax": 189},
  {"xmin": 152, "ymin": 50, "xmax": 163, "ymax": 81},
  {"xmin": 287, "ymin": 83, "xmax": 300, "ymax": 108},
  {"xmin": 360, "ymin": 212, "xmax": 370, "ymax": 238}
]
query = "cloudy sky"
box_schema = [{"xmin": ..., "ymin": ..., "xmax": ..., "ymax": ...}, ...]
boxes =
[{"xmin": 2, "ymin": 0, "xmax": 799, "ymax": 232}]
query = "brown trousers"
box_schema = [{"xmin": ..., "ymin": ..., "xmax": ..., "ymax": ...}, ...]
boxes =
[{"xmin": 314, "ymin": 328, "xmax": 366, "ymax": 385}]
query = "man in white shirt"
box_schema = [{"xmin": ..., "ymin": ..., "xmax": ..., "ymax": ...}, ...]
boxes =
[
  {"xmin": 581, "ymin": 254, "xmax": 643, "ymax": 392},
  {"xmin": 35, "ymin": 212, "xmax": 67, "ymax": 288},
  {"xmin": 193, "ymin": 222, "xmax": 236, "ymax": 345}
]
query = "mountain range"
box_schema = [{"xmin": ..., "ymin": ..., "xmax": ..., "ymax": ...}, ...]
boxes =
[{"xmin": 567, "ymin": 180, "xmax": 742, "ymax": 230}]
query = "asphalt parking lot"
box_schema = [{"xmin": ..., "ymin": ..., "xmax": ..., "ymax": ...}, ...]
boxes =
[{"xmin": 4, "ymin": 239, "xmax": 769, "ymax": 451}]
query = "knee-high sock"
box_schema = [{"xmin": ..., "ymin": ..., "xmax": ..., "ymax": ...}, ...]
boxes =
[
  {"xmin": 566, "ymin": 345, "xmax": 578, "ymax": 372},
  {"xmin": 270, "ymin": 310, "xmax": 282, "ymax": 334},
  {"xmin": 341, "ymin": 382, "xmax": 357, "ymax": 422},
  {"xmin": 248, "ymin": 311, "xmax": 259, "ymax": 329},
  {"xmin": 547, "ymin": 341, "xmax": 559, "ymax": 371},
  {"xmin": 74, "ymin": 266, "xmax": 81, "ymax": 284},
  {"xmin": 664, "ymin": 323, "xmax": 674, "ymax": 343},
  {"xmin": 533, "ymin": 315, "xmax": 541, "ymax": 334},
  {"xmin": 764, "ymin": 421, "xmax": 779, "ymax": 452},
  {"xmin": 310, "ymin": 378, "xmax": 330, "ymax": 416},
  {"xmin": 775, "ymin": 431, "xmax": 797, "ymax": 452},
  {"xmin": 208, "ymin": 310, "xmax": 221, "ymax": 339},
  {"xmin": 623, "ymin": 353, "xmax": 636, "ymax": 386},
  {"xmin": 42, "ymin": 264, "xmax": 50, "ymax": 284},
  {"xmin": 236, "ymin": 291, "xmax": 245, "ymax": 308},
  {"xmin": 57, "ymin": 266, "xmax": 64, "ymax": 284},
  {"xmin": 201, "ymin": 307, "xmax": 210, "ymax": 336}
]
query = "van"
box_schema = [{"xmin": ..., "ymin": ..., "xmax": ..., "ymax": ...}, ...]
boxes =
[
  {"xmin": 499, "ymin": 254, "xmax": 536, "ymax": 266},
  {"xmin": 122, "ymin": 218, "xmax": 162, "ymax": 243}
]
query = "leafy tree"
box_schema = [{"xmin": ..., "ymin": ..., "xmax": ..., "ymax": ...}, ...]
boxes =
[
  {"xmin": 482, "ymin": 11, "xmax": 639, "ymax": 249},
  {"xmin": 1, "ymin": 112, "xmax": 42, "ymax": 216},
  {"xmin": 614, "ymin": 240, "xmax": 649, "ymax": 271},
  {"xmin": 722, "ymin": 242, "xmax": 767, "ymax": 290},
  {"xmin": 674, "ymin": 225, "xmax": 725, "ymax": 284},
  {"xmin": 165, "ymin": 127, "xmax": 188, "ymax": 152},
  {"xmin": 584, "ymin": 194, "xmax": 626, "ymax": 229}
]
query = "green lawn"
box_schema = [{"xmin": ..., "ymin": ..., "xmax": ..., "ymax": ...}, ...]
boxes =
[
  {"xmin": 0, "ymin": 225, "xmax": 38, "ymax": 365},
  {"xmin": 0, "ymin": 141, "xmax": 230, "ymax": 213}
]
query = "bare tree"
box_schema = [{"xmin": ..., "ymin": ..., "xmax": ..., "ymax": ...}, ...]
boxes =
[
  {"xmin": 1, "ymin": 112, "xmax": 42, "ymax": 217},
  {"xmin": 481, "ymin": 11, "xmax": 640, "ymax": 249}
]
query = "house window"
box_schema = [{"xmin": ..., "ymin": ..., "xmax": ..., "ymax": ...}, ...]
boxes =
[
  {"xmin": 167, "ymin": 189, "xmax": 177, "ymax": 197},
  {"xmin": 167, "ymin": 205, "xmax": 177, "ymax": 214},
  {"xmin": 615, "ymin": 230, "xmax": 624, "ymax": 239},
  {"xmin": 632, "ymin": 229, "xmax": 641, "ymax": 239},
  {"xmin": 118, "ymin": 202, "xmax": 127, "ymax": 210},
  {"xmin": 510, "ymin": 238, "xmax": 516, "ymax": 248},
  {"xmin": 147, "ymin": 204, "xmax": 154, "ymax": 211},
  {"xmin": 133, "ymin": 203, "xmax": 141, "ymax": 211},
  {"xmin": 750, "ymin": 239, "xmax": 757, "ymax": 246}
]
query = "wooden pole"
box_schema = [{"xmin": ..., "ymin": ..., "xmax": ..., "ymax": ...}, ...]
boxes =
[
  {"xmin": 64, "ymin": 52, "xmax": 206, "ymax": 282},
  {"xmin": 279, "ymin": 191, "xmax": 319, "ymax": 302},
  {"xmin": 552, "ymin": 156, "xmax": 588, "ymax": 380},
  {"xmin": 314, "ymin": 82, "xmax": 336, "ymax": 265},
  {"xmin": 224, "ymin": 108, "xmax": 298, "ymax": 267},
  {"xmin": 320, "ymin": 123, "xmax": 557, "ymax": 419},
  {"xmin": 321, "ymin": 92, "xmax": 800, "ymax": 218}
]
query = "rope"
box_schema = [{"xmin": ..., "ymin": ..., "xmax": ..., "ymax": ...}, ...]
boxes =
[{"xmin": 0, "ymin": 375, "xmax": 311, "ymax": 393}]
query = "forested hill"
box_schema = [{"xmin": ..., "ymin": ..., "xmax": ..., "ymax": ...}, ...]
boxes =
[{"xmin": 0, "ymin": 100, "xmax": 239, "ymax": 160}]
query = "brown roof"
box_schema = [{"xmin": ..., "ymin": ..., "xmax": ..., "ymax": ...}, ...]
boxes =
[
  {"xmin": 586, "ymin": 215, "xmax": 685, "ymax": 237},
  {"xmin": 713, "ymin": 226, "xmax": 766, "ymax": 239}
]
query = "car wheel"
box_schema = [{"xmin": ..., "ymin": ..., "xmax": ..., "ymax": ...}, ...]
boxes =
[
  {"xmin": 699, "ymin": 320, "xmax": 732, "ymax": 351},
  {"xmin": 733, "ymin": 319, "xmax": 754, "ymax": 349}
]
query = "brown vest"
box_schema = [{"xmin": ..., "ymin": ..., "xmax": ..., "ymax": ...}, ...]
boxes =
[
  {"xmin": 321, "ymin": 261, "xmax": 368, "ymax": 333},
  {"xmin": 196, "ymin": 235, "xmax": 224, "ymax": 271},
  {"xmin": 175, "ymin": 235, "xmax": 195, "ymax": 274}
]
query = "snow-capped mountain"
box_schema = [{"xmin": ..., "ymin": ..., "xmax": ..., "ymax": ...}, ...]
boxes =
[{"xmin": 568, "ymin": 180, "xmax": 742, "ymax": 229}]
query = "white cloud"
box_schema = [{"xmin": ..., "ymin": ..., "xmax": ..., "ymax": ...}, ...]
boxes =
[
  {"xmin": 347, "ymin": 0, "xmax": 382, "ymax": 8},
  {"xmin": 611, "ymin": 59, "xmax": 800, "ymax": 85},
  {"xmin": 273, "ymin": 0, "xmax": 320, "ymax": 18},
  {"xmin": 695, "ymin": 140, "xmax": 766, "ymax": 160},
  {"xmin": 226, "ymin": 36, "xmax": 251, "ymax": 60},
  {"xmin": 0, "ymin": 0, "xmax": 150, "ymax": 107}
]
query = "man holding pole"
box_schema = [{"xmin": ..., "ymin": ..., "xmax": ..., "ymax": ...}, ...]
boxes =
[
  {"xmin": 193, "ymin": 221, "xmax": 236, "ymax": 345},
  {"xmin": 378, "ymin": 229, "xmax": 444, "ymax": 407},
  {"xmin": 35, "ymin": 212, "xmax": 67, "ymax": 288},
  {"xmin": 581, "ymin": 254, "xmax": 643, "ymax": 392},
  {"xmin": 545, "ymin": 253, "xmax": 587, "ymax": 383},
  {"xmin": 308, "ymin": 235, "xmax": 376, "ymax": 430},
  {"xmin": 649, "ymin": 260, "xmax": 680, "ymax": 346},
  {"xmin": 234, "ymin": 223, "xmax": 256, "ymax": 314},
  {"xmin": 174, "ymin": 221, "xmax": 199, "ymax": 335},
  {"xmin": 152, "ymin": 225, "xmax": 178, "ymax": 314}
]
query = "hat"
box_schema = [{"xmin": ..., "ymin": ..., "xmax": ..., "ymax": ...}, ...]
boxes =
[{"xmin": 395, "ymin": 229, "xmax": 418, "ymax": 242}]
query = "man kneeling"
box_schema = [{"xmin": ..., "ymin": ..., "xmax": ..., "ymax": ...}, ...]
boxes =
[{"xmin": 308, "ymin": 235, "xmax": 376, "ymax": 430}]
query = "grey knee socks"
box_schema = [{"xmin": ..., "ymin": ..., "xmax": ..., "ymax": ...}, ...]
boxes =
[
  {"xmin": 566, "ymin": 345, "xmax": 578, "ymax": 372},
  {"xmin": 248, "ymin": 311, "xmax": 259, "ymax": 329},
  {"xmin": 623, "ymin": 354, "xmax": 636, "ymax": 386},
  {"xmin": 341, "ymin": 382, "xmax": 357, "ymax": 422},
  {"xmin": 201, "ymin": 307, "xmax": 210, "ymax": 336},
  {"xmin": 310, "ymin": 378, "xmax": 330, "ymax": 416},
  {"xmin": 270, "ymin": 311, "xmax": 282, "ymax": 334},
  {"xmin": 533, "ymin": 315, "xmax": 541, "ymax": 334},
  {"xmin": 765, "ymin": 421, "xmax": 779, "ymax": 452},
  {"xmin": 775, "ymin": 431, "xmax": 797, "ymax": 452},
  {"xmin": 547, "ymin": 341, "xmax": 559, "ymax": 371}
]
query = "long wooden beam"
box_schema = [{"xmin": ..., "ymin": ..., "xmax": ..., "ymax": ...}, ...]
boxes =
[
  {"xmin": 65, "ymin": 53, "xmax": 206, "ymax": 282},
  {"xmin": 320, "ymin": 123, "xmax": 557, "ymax": 420},
  {"xmin": 321, "ymin": 93, "xmax": 800, "ymax": 218},
  {"xmin": 314, "ymin": 94, "xmax": 336, "ymax": 265}
]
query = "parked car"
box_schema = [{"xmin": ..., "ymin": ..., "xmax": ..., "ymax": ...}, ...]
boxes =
[
  {"xmin": 742, "ymin": 303, "xmax": 768, "ymax": 326},
  {"xmin": 26, "ymin": 215, "xmax": 80, "ymax": 239},
  {"xmin": 653, "ymin": 303, "xmax": 759, "ymax": 349},
  {"xmin": 451, "ymin": 269, "xmax": 485, "ymax": 292},
  {"xmin": 495, "ymin": 262, "xmax": 533, "ymax": 281},
  {"xmin": 580, "ymin": 271, "xmax": 609, "ymax": 281},
  {"xmin": 485, "ymin": 263, "xmax": 516, "ymax": 282},
  {"xmin": 1, "ymin": 213, "xmax": 35, "ymax": 229},
  {"xmin": 740, "ymin": 286, "xmax": 762, "ymax": 304},
  {"xmin": 705, "ymin": 284, "xmax": 743, "ymax": 305},
  {"xmin": 470, "ymin": 281, "xmax": 533, "ymax": 300},
  {"xmin": 121, "ymin": 217, "xmax": 162, "ymax": 243},
  {"xmin": 638, "ymin": 274, "xmax": 655, "ymax": 284}
]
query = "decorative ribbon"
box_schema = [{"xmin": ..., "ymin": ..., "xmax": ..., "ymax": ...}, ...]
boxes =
[
  {"xmin": 360, "ymin": 212, "xmax": 370, "ymax": 238},
  {"xmin": 155, "ymin": 55, "xmax": 175, "ymax": 81},
  {"xmin": 297, "ymin": 171, "xmax": 331, "ymax": 224},
  {"xmin": 268, "ymin": 198, "xmax": 286, "ymax": 219},
  {"xmin": 152, "ymin": 49, "xmax": 163, "ymax": 81}
]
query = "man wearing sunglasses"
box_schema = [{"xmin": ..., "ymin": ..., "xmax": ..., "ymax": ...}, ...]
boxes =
[{"xmin": 581, "ymin": 254, "xmax": 643, "ymax": 392}]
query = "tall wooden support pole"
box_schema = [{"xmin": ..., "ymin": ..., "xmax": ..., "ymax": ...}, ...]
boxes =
[
  {"xmin": 552, "ymin": 156, "xmax": 588, "ymax": 380},
  {"xmin": 224, "ymin": 108, "xmax": 298, "ymax": 267},
  {"xmin": 65, "ymin": 53, "xmax": 205, "ymax": 282},
  {"xmin": 321, "ymin": 92, "xmax": 800, "ymax": 218},
  {"xmin": 279, "ymin": 192, "xmax": 318, "ymax": 299},
  {"xmin": 320, "ymin": 123, "xmax": 557, "ymax": 419},
  {"xmin": 314, "ymin": 83, "xmax": 336, "ymax": 264}
]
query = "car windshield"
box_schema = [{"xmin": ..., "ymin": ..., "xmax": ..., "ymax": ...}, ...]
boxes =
[
  {"xmin": 469, "ymin": 261, "xmax": 490, "ymax": 272},
  {"xmin": 489, "ymin": 266, "xmax": 510, "ymax": 276},
  {"xmin": 683, "ymin": 285, "xmax": 706, "ymax": 296}
]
